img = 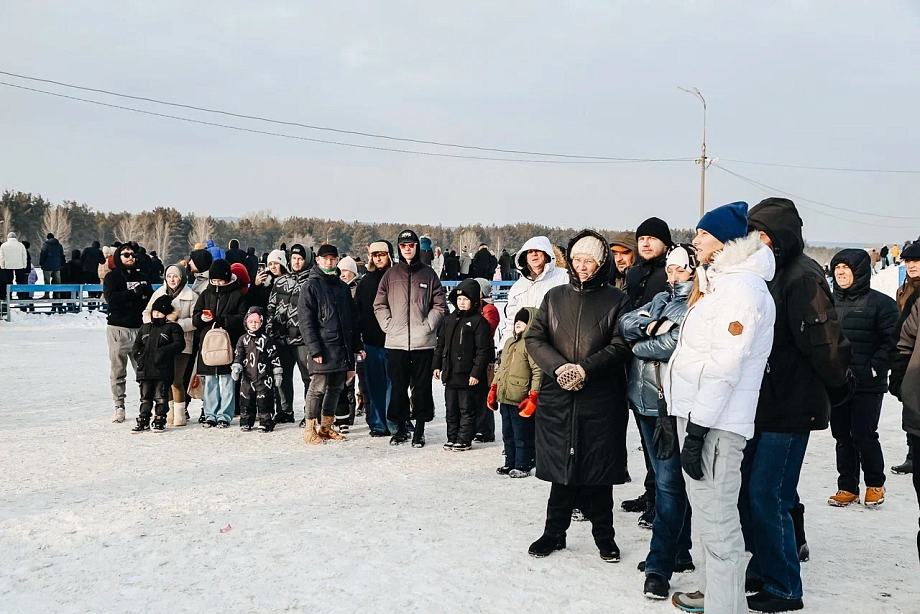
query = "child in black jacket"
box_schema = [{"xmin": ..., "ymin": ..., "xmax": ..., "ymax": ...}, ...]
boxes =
[
  {"xmin": 434, "ymin": 278, "xmax": 494, "ymax": 451},
  {"xmin": 232, "ymin": 306, "xmax": 283, "ymax": 432},
  {"xmin": 132, "ymin": 295, "xmax": 186, "ymax": 432}
]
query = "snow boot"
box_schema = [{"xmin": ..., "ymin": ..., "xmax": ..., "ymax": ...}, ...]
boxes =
[
  {"xmin": 638, "ymin": 559, "xmax": 695, "ymax": 574},
  {"xmin": 173, "ymin": 402, "xmax": 187, "ymax": 427},
  {"xmin": 303, "ymin": 419, "xmax": 323, "ymax": 445},
  {"xmin": 644, "ymin": 574, "xmax": 669, "ymax": 600},
  {"xmin": 638, "ymin": 505, "xmax": 656, "ymax": 529},
  {"xmin": 509, "ymin": 469, "xmax": 531, "ymax": 478},
  {"xmin": 389, "ymin": 424, "xmax": 410, "ymax": 445},
  {"xmin": 671, "ymin": 591, "xmax": 705, "ymax": 613},
  {"xmin": 621, "ymin": 491, "xmax": 649, "ymax": 513},
  {"xmin": 112, "ymin": 406, "xmax": 126, "ymax": 423},
  {"xmin": 746, "ymin": 591, "xmax": 804, "ymax": 612},
  {"xmin": 528, "ymin": 533, "xmax": 565, "ymax": 558},
  {"xmin": 152, "ymin": 416, "xmax": 166, "ymax": 432},
  {"xmin": 864, "ymin": 486, "xmax": 885, "ymax": 507},
  {"xmin": 318, "ymin": 415, "xmax": 345, "ymax": 441},
  {"xmin": 131, "ymin": 417, "xmax": 150, "ymax": 433},
  {"xmin": 597, "ymin": 539, "xmax": 620, "ymax": 562},
  {"xmin": 828, "ymin": 490, "xmax": 860, "ymax": 507},
  {"xmin": 411, "ymin": 420, "xmax": 426, "ymax": 448},
  {"xmin": 166, "ymin": 401, "xmax": 174, "ymax": 426}
]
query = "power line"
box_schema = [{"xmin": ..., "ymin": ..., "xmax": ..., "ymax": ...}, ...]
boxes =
[
  {"xmin": 712, "ymin": 164, "xmax": 920, "ymax": 229},
  {"xmin": 719, "ymin": 157, "xmax": 920, "ymax": 175},
  {"xmin": 0, "ymin": 69, "xmax": 690, "ymax": 163}
]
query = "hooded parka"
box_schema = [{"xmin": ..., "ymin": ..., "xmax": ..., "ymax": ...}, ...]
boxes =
[
  {"xmin": 525, "ymin": 230, "xmax": 632, "ymax": 486},
  {"xmin": 494, "ymin": 307, "xmax": 541, "ymax": 405},
  {"xmin": 503, "ymin": 236, "xmax": 569, "ymax": 341}
]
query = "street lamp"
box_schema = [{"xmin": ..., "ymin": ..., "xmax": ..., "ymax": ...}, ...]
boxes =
[{"xmin": 679, "ymin": 86, "xmax": 709, "ymax": 218}]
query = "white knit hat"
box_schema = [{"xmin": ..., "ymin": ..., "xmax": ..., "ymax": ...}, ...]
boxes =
[
  {"xmin": 570, "ymin": 235, "xmax": 606, "ymax": 264},
  {"xmin": 338, "ymin": 256, "xmax": 358, "ymax": 275},
  {"xmin": 665, "ymin": 244, "xmax": 699, "ymax": 272},
  {"xmin": 267, "ymin": 249, "xmax": 288, "ymax": 270}
]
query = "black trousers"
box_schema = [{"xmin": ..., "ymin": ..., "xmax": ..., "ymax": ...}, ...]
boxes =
[
  {"xmin": 278, "ymin": 344, "xmax": 312, "ymax": 419},
  {"xmin": 445, "ymin": 385, "xmax": 479, "ymax": 445},
  {"xmin": 475, "ymin": 384, "xmax": 495, "ymax": 441},
  {"xmin": 634, "ymin": 410, "xmax": 657, "ymax": 504},
  {"xmin": 387, "ymin": 349, "xmax": 435, "ymax": 423},
  {"xmin": 545, "ymin": 483, "xmax": 616, "ymax": 545},
  {"xmin": 139, "ymin": 380, "xmax": 170, "ymax": 420},
  {"xmin": 335, "ymin": 376, "xmax": 357, "ymax": 425},
  {"xmin": 831, "ymin": 392, "xmax": 886, "ymax": 492},
  {"xmin": 239, "ymin": 376, "xmax": 274, "ymax": 427}
]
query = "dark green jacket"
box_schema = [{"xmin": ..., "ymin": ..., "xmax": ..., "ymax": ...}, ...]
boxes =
[{"xmin": 494, "ymin": 307, "xmax": 541, "ymax": 405}]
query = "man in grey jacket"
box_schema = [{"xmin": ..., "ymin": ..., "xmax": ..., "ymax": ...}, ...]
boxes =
[{"xmin": 374, "ymin": 229, "xmax": 447, "ymax": 447}]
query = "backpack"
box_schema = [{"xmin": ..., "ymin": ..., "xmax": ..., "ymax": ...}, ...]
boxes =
[{"xmin": 201, "ymin": 326, "xmax": 233, "ymax": 366}]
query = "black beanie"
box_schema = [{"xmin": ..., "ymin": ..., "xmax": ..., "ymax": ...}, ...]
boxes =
[
  {"xmin": 903, "ymin": 242, "xmax": 920, "ymax": 262},
  {"xmin": 209, "ymin": 259, "xmax": 232, "ymax": 282},
  {"xmin": 190, "ymin": 249, "xmax": 213, "ymax": 273},
  {"xmin": 317, "ymin": 244, "xmax": 338, "ymax": 258},
  {"xmin": 151, "ymin": 294, "xmax": 174, "ymax": 315},
  {"xmin": 514, "ymin": 308, "xmax": 531, "ymax": 325},
  {"xmin": 290, "ymin": 244, "xmax": 308, "ymax": 259},
  {"xmin": 636, "ymin": 217, "xmax": 673, "ymax": 247}
]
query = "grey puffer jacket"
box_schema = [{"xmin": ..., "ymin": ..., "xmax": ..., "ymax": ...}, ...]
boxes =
[
  {"xmin": 267, "ymin": 268, "xmax": 311, "ymax": 346},
  {"xmin": 619, "ymin": 281, "xmax": 692, "ymax": 416},
  {"xmin": 373, "ymin": 255, "xmax": 446, "ymax": 351}
]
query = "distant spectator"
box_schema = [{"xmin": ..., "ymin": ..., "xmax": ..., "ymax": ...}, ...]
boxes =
[
  {"xmin": 226, "ymin": 239, "xmax": 247, "ymax": 266},
  {"xmin": 80, "ymin": 241, "xmax": 106, "ymax": 298},
  {"xmin": 0, "ymin": 232, "xmax": 28, "ymax": 306},
  {"xmin": 148, "ymin": 251, "xmax": 164, "ymax": 283},
  {"xmin": 206, "ymin": 239, "xmax": 226, "ymax": 261},
  {"xmin": 39, "ymin": 232, "xmax": 65, "ymax": 286},
  {"xmin": 244, "ymin": 247, "xmax": 259, "ymax": 281}
]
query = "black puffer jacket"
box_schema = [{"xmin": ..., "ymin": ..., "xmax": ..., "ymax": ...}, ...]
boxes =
[
  {"xmin": 103, "ymin": 244, "xmax": 152, "ymax": 328},
  {"xmin": 831, "ymin": 249, "xmax": 899, "ymax": 394},
  {"xmin": 471, "ymin": 247, "xmax": 498, "ymax": 280},
  {"xmin": 297, "ymin": 267, "xmax": 363, "ymax": 374},
  {"xmin": 434, "ymin": 279, "xmax": 494, "ymax": 388},
  {"xmin": 192, "ymin": 277, "xmax": 247, "ymax": 375},
  {"xmin": 526, "ymin": 229, "xmax": 632, "ymax": 486},
  {"xmin": 625, "ymin": 254, "xmax": 668, "ymax": 309},
  {"xmin": 748, "ymin": 197, "xmax": 852, "ymax": 432},
  {"xmin": 132, "ymin": 319, "xmax": 185, "ymax": 381},
  {"xmin": 266, "ymin": 268, "xmax": 311, "ymax": 346},
  {"xmin": 80, "ymin": 241, "xmax": 105, "ymax": 274}
]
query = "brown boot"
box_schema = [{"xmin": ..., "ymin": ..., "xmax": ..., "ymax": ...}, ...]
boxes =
[
  {"xmin": 303, "ymin": 419, "xmax": 323, "ymax": 445},
  {"xmin": 319, "ymin": 415, "xmax": 345, "ymax": 441}
]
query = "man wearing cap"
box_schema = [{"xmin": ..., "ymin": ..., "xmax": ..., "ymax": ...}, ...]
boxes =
[
  {"xmin": 374, "ymin": 229, "xmax": 447, "ymax": 446},
  {"xmin": 608, "ymin": 231, "xmax": 638, "ymax": 291},
  {"xmin": 357, "ymin": 240, "xmax": 398, "ymax": 436},
  {"xmin": 267, "ymin": 243, "xmax": 315, "ymax": 424}
]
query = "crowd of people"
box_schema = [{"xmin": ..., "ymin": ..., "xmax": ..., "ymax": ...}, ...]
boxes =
[{"xmin": 3, "ymin": 199, "xmax": 920, "ymax": 613}]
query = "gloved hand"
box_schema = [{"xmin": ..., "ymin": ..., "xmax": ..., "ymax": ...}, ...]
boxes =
[
  {"xmin": 273, "ymin": 371, "xmax": 283, "ymax": 389},
  {"xmin": 230, "ymin": 363, "xmax": 242, "ymax": 381},
  {"xmin": 133, "ymin": 282, "xmax": 151, "ymax": 299},
  {"xmin": 487, "ymin": 384, "xmax": 498, "ymax": 411},
  {"xmin": 555, "ymin": 363, "xmax": 586, "ymax": 391},
  {"xmin": 828, "ymin": 370, "xmax": 856, "ymax": 408},
  {"xmin": 518, "ymin": 391, "xmax": 538, "ymax": 417},
  {"xmin": 653, "ymin": 415, "xmax": 678, "ymax": 461},
  {"xmin": 680, "ymin": 420, "xmax": 710, "ymax": 481}
]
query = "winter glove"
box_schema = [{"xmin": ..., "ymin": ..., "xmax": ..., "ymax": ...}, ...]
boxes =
[
  {"xmin": 653, "ymin": 415, "xmax": 678, "ymax": 461},
  {"xmin": 230, "ymin": 363, "xmax": 242, "ymax": 381},
  {"xmin": 518, "ymin": 391, "xmax": 538, "ymax": 417},
  {"xmin": 273, "ymin": 370, "xmax": 283, "ymax": 389},
  {"xmin": 555, "ymin": 363, "xmax": 586, "ymax": 391},
  {"xmin": 828, "ymin": 370, "xmax": 856, "ymax": 408},
  {"xmin": 680, "ymin": 420, "xmax": 710, "ymax": 481},
  {"xmin": 133, "ymin": 282, "xmax": 151, "ymax": 300},
  {"xmin": 487, "ymin": 384, "xmax": 498, "ymax": 411}
]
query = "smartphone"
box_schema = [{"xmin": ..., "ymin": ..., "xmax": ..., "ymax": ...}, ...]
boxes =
[{"xmin": 202, "ymin": 309, "xmax": 213, "ymax": 318}]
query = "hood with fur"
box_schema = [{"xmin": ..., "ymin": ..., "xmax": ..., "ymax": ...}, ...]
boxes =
[{"xmin": 705, "ymin": 232, "xmax": 776, "ymax": 290}]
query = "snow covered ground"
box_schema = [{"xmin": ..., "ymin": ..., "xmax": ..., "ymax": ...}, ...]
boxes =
[{"xmin": 0, "ymin": 266, "xmax": 917, "ymax": 613}]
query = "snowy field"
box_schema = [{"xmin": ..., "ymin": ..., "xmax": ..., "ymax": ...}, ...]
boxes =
[{"xmin": 0, "ymin": 266, "xmax": 917, "ymax": 613}]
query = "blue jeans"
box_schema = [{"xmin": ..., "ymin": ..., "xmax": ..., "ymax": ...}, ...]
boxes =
[
  {"xmin": 637, "ymin": 414, "xmax": 693, "ymax": 579},
  {"xmin": 500, "ymin": 403, "xmax": 535, "ymax": 470},
  {"xmin": 202, "ymin": 374, "xmax": 236, "ymax": 424},
  {"xmin": 739, "ymin": 430, "xmax": 810, "ymax": 600},
  {"xmin": 363, "ymin": 345, "xmax": 394, "ymax": 433}
]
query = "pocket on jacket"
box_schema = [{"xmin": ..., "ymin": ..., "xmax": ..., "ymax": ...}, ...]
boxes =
[{"xmin": 803, "ymin": 312, "xmax": 831, "ymax": 346}]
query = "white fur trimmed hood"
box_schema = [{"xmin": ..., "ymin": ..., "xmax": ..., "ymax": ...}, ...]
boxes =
[{"xmin": 708, "ymin": 232, "xmax": 776, "ymax": 284}]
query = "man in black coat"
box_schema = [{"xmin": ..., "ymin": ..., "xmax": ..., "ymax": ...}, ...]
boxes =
[
  {"xmin": 471, "ymin": 243, "xmax": 498, "ymax": 280},
  {"xmin": 148, "ymin": 251, "xmax": 164, "ymax": 283},
  {"xmin": 244, "ymin": 247, "xmax": 260, "ymax": 282},
  {"xmin": 498, "ymin": 249, "xmax": 513, "ymax": 281},
  {"xmin": 226, "ymin": 239, "xmax": 248, "ymax": 266},
  {"xmin": 298, "ymin": 244, "xmax": 363, "ymax": 443},
  {"xmin": 525, "ymin": 229, "xmax": 631, "ymax": 562},
  {"xmin": 742, "ymin": 198, "xmax": 852, "ymax": 611},
  {"xmin": 443, "ymin": 250, "xmax": 461, "ymax": 281},
  {"xmin": 827, "ymin": 249, "xmax": 899, "ymax": 507}
]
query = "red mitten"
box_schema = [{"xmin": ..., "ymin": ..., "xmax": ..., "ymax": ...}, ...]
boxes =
[
  {"xmin": 518, "ymin": 391, "xmax": 538, "ymax": 417},
  {"xmin": 487, "ymin": 384, "xmax": 498, "ymax": 411}
]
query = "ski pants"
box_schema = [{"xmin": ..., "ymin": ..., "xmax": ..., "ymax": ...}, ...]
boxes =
[
  {"xmin": 239, "ymin": 375, "xmax": 274, "ymax": 427},
  {"xmin": 138, "ymin": 379, "xmax": 170, "ymax": 420}
]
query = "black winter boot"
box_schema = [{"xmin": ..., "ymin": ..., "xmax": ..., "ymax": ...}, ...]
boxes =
[
  {"xmin": 621, "ymin": 491, "xmax": 649, "ymax": 513},
  {"xmin": 597, "ymin": 539, "xmax": 620, "ymax": 562},
  {"xmin": 198, "ymin": 409, "xmax": 206, "ymax": 424},
  {"xmin": 643, "ymin": 573, "xmax": 669, "ymax": 600},
  {"xmin": 747, "ymin": 591, "xmax": 804, "ymax": 612},
  {"xmin": 411, "ymin": 420, "xmax": 426, "ymax": 448},
  {"xmin": 790, "ymin": 502, "xmax": 808, "ymax": 562},
  {"xmin": 528, "ymin": 533, "xmax": 566, "ymax": 558},
  {"xmin": 152, "ymin": 416, "xmax": 166, "ymax": 431},
  {"xmin": 132, "ymin": 417, "xmax": 150, "ymax": 433},
  {"xmin": 389, "ymin": 423, "xmax": 410, "ymax": 445}
]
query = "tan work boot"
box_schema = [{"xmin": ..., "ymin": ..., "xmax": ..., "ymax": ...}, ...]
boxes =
[
  {"xmin": 319, "ymin": 414, "xmax": 345, "ymax": 441},
  {"xmin": 303, "ymin": 419, "xmax": 323, "ymax": 445},
  {"xmin": 173, "ymin": 402, "xmax": 187, "ymax": 426},
  {"xmin": 167, "ymin": 400, "xmax": 175, "ymax": 426},
  {"xmin": 828, "ymin": 490, "xmax": 860, "ymax": 507},
  {"xmin": 864, "ymin": 486, "xmax": 885, "ymax": 507}
]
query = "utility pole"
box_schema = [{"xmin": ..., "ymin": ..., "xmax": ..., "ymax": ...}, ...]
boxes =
[{"xmin": 679, "ymin": 87, "xmax": 709, "ymax": 217}]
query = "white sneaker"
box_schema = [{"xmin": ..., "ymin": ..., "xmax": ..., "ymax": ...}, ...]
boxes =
[{"xmin": 112, "ymin": 407, "xmax": 126, "ymax": 423}]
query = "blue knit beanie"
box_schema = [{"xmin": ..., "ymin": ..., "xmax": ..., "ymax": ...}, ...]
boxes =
[{"xmin": 697, "ymin": 201, "xmax": 749, "ymax": 244}]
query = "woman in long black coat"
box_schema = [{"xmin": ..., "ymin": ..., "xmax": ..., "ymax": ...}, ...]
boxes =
[{"xmin": 525, "ymin": 229, "xmax": 632, "ymax": 562}]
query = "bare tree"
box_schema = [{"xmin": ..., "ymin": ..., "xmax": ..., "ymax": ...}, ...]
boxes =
[
  {"xmin": 187, "ymin": 214, "xmax": 214, "ymax": 249},
  {"xmin": 150, "ymin": 211, "xmax": 174, "ymax": 262},
  {"xmin": 455, "ymin": 228, "xmax": 479, "ymax": 254},
  {"xmin": 284, "ymin": 233, "xmax": 317, "ymax": 252},
  {"xmin": 114, "ymin": 213, "xmax": 146, "ymax": 245},
  {"xmin": 42, "ymin": 205, "xmax": 72, "ymax": 251},
  {"xmin": 0, "ymin": 206, "xmax": 11, "ymax": 240}
]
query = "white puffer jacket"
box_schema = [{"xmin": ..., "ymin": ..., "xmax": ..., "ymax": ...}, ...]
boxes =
[
  {"xmin": 664, "ymin": 233, "xmax": 776, "ymax": 439},
  {"xmin": 502, "ymin": 236, "xmax": 569, "ymax": 342},
  {"xmin": 0, "ymin": 237, "xmax": 28, "ymax": 270}
]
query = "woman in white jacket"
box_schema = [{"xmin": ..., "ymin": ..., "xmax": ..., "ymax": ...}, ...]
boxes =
[
  {"xmin": 664, "ymin": 202, "xmax": 776, "ymax": 614},
  {"xmin": 502, "ymin": 236, "xmax": 569, "ymax": 342},
  {"xmin": 143, "ymin": 264, "xmax": 199, "ymax": 426}
]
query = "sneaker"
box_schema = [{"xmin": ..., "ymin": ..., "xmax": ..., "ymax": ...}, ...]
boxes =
[
  {"xmin": 637, "ymin": 560, "xmax": 695, "ymax": 574},
  {"xmin": 643, "ymin": 573, "xmax": 669, "ymax": 600},
  {"xmin": 112, "ymin": 407, "xmax": 126, "ymax": 423},
  {"xmin": 240, "ymin": 424, "xmax": 253, "ymax": 432},
  {"xmin": 299, "ymin": 418, "xmax": 306, "ymax": 428},
  {"xmin": 496, "ymin": 466, "xmax": 513, "ymax": 475},
  {"xmin": 864, "ymin": 486, "xmax": 885, "ymax": 507},
  {"xmin": 798, "ymin": 542, "xmax": 810, "ymax": 563},
  {"xmin": 131, "ymin": 418, "xmax": 149, "ymax": 433},
  {"xmin": 257, "ymin": 423, "xmax": 275, "ymax": 433},
  {"xmin": 528, "ymin": 533, "xmax": 565, "ymax": 558},
  {"xmin": 452, "ymin": 442, "xmax": 472, "ymax": 452},
  {"xmin": 152, "ymin": 416, "xmax": 166, "ymax": 432},
  {"xmin": 509, "ymin": 469, "xmax": 532, "ymax": 478},
  {"xmin": 275, "ymin": 413, "xmax": 296, "ymax": 424},
  {"xmin": 747, "ymin": 591, "xmax": 804, "ymax": 613},
  {"xmin": 216, "ymin": 421, "xmax": 230, "ymax": 429},
  {"xmin": 198, "ymin": 410, "xmax": 207, "ymax": 424},
  {"xmin": 746, "ymin": 577, "xmax": 765, "ymax": 595},
  {"xmin": 571, "ymin": 509, "xmax": 587, "ymax": 522},
  {"xmin": 369, "ymin": 430, "xmax": 391, "ymax": 438},
  {"xmin": 827, "ymin": 490, "xmax": 860, "ymax": 507},
  {"xmin": 597, "ymin": 539, "xmax": 620, "ymax": 562},
  {"xmin": 638, "ymin": 506, "xmax": 656, "ymax": 529},
  {"xmin": 891, "ymin": 457, "xmax": 913, "ymax": 474},
  {"xmin": 389, "ymin": 429, "xmax": 410, "ymax": 445},
  {"xmin": 621, "ymin": 491, "xmax": 649, "ymax": 513},
  {"xmin": 411, "ymin": 424, "xmax": 426, "ymax": 448},
  {"xmin": 203, "ymin": 420, "xmax": 217, "ymax": 428},
  {"xmin": 671, "ymin": 590, "xmax": 705, "ymax": 613},
  {"xmin": 443, "ymin": 442, "xmax": 457, "ymax": 451}
]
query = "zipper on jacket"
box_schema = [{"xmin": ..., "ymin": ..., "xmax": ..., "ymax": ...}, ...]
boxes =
[
  {"xmin": 407, "ymin": 267, "xmax": 412, "ymax": 350},
  {"xmin": 569, "ymin": 288, "xmax": 585, "ymax": 477}
]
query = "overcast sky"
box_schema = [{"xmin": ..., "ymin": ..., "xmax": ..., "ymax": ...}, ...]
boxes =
[{"xmin": 0, "ymin": 1, "xmax": 918, "ymax": 244}]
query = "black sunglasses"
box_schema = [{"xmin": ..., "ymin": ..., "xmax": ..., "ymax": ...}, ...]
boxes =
[{"xmin": 121, "ymin": 252, "xmax": 136, "ymax": 258}]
